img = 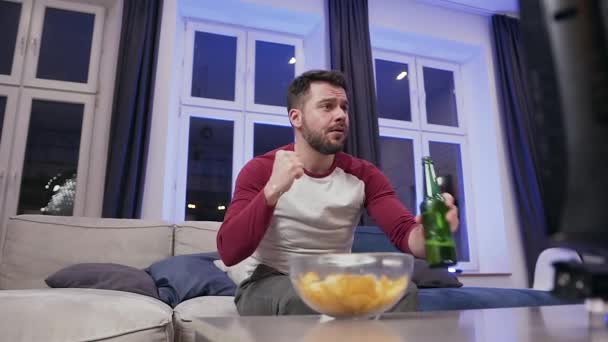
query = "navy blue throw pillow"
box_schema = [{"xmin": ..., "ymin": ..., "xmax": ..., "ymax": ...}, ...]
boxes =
[
  {"xmin": 46, "ymin": 263, "xmax": 159, "ymax": 299},
  {"xmin": 145, "ymin": 252, "xmax": 236, "ymax": 307}
]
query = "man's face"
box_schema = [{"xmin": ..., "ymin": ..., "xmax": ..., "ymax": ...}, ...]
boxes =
[{"xmin": 297, "ymin": 82, "xmax": 349, "ymax": 155}]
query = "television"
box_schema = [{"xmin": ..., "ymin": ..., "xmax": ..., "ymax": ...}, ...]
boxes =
[
  {"xmin": 519, "ymin": 0, "xmax": 608, "ymax": 254},
  {"xmin": 519, "ymin": 0, "xmax": 608, "ymax": 299}
]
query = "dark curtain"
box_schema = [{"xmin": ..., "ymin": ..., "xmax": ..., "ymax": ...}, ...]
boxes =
[
  {"xmin": 102, "ymin": 0, "xmax": 163, "ymax": 218},
  {"xmin": 492, "ymin": 15, "xmax": 548, "ymax": 285},
  {"xmin": 328, "ymin": 0, "xmax": 380, "ymax": 167}
]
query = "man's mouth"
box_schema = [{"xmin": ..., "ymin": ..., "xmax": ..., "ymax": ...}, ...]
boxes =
[{"xmin": 328, "ymin": 126, "xmax": 346, "ymax": 134}]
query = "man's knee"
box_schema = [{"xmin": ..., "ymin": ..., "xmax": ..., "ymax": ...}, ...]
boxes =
[
  {"xmin": 277, "ymin": 292, "xmax": 316, "ymax": 315},
  {"xmin": 235, "ymin": 273, "xmax": 316, "ymax": 316},
  {"xmin": 389, "ymin": 281, "xmax": 419, "ymax": 312}
]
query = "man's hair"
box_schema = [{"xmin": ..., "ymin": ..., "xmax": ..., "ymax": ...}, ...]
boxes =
[{"xmin": 287, "ymin": 70, "xmax": 347, "ymax": 112}]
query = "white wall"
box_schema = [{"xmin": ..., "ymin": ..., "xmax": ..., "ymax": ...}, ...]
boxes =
[{"xmin": 368, "ymin": 0, "xmax": 527, "ymax": 288}]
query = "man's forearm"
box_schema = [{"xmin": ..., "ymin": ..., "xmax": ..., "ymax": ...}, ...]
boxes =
[{"xmin": 406, "ymin": 224, "xmax": 426, "ymax": 258}]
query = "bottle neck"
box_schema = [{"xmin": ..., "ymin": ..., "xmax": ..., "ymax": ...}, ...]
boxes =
[{"xmin": 423, "ymin": 161, "xmax": 441, "ymax": 198}]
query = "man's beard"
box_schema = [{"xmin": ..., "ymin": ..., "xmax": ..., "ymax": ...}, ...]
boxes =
[{"xmin": 301, "ymin": 118, "xmax": 346, "ymax": 155}]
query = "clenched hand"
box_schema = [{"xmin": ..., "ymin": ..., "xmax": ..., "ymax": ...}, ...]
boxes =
[{"xmin": 263, "ymin": 150, "xmax": 305, "ymax": 206}]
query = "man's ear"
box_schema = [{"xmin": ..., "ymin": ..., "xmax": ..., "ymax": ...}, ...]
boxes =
[{"xmin": 289, "ymin": 108, "xmax": 302, "ymax": 128}]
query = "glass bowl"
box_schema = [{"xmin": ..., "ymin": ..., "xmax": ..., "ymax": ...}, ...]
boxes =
[{"xmin": 289, "ymin": 253, "xmax": 414, "ymax": 318}]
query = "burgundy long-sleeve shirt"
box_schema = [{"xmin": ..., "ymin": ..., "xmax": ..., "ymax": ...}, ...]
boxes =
[{"xmin": 216, "ymin": 144, "xmax": 418, "ymax": 274}]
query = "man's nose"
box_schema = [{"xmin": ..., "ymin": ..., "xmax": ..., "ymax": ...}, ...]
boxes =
[{"xmin": 335, "ymin": 108, "xmax": 347, "ymax": 121}]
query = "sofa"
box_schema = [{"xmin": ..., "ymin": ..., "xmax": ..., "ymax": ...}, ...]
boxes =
[{"xmin": 0, "ymin": 215, "xmax": 574, "ymax": 342}]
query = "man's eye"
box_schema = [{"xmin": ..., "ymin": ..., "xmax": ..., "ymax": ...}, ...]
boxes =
[{"xmin": 324, "ymin": 104, "xmax": 332, "ymax": 110}]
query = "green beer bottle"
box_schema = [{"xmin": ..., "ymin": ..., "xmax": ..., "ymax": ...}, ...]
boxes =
[{"xmin": 420, "ymin": 156, "xmax": 457, "ymax": 268}]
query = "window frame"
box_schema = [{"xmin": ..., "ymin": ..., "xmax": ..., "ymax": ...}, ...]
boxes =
[
  {"xmin": 22, "ymin": 0, "xmax": 105, "ymax": 94},
  {"xmin": 416, "ymin": 57, "xmax": 466, "ymax": 135},
  {"xmin": 0, "ymin": 0, "xmax": 33, "ymax": 86},
  {"xmin": 174, "ymin": 19, "xmax": 306, "ymax": 222},
  {"xmin": 182, "ymin": 21, "xmax": 246, "ymax": 111},
  {"xmin": 175, "ymin": 105, "xmax": 245, "ymax": 223},
  {"xmin": 0, "ymin": 85, "xmax": 19, "ymax": 219},
  {"xmin": 245, "ymin": 30, "xmax": 304, "ymax": 115},
  {"xmin": 5, "ymin": 88, "xmax": 95, "ymax": 218},
  {"xmin": 374, "ymin": 49, "xmax": 478, "ymax": 270},
  {"xmin": 378, "ymin": 127, "xmax": 423, "ymax": 214},
  {"xmin": 373, "ymin": 49, "xmax": 421, "ymax": 131},
  {"xmin": 422, "ymin": 132, "xmax": 478, "ymax": 270}
]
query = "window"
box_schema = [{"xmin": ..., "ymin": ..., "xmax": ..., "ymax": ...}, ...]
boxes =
[
  {"xmin": 176, "ymin": 107, "xmax": 244, "ymax": 223},
  {"xmin": 244, "ymin": 112, "xmax": 292, "ymax": 162},
  {"xmin": 176, "ymin": 21, "xmax": 303, "ymax": 222},
  {"xmin": 253, "ymin": 123, "xmax": 293, "ymax": 157},
  {"xmin": 0, "ymin": 0, "xmax": 32, "ymax": 85},
  {"xmin": 183, "ymin": 23, "xmax": 245, "ymax": 110},
  {"xmin": 0, "ymin": 0, "xmax": 119, "ymax": 222},
  {"xmin": 24, "ymin": 0, "xmax": 105, "ymax": 93},
  {"xmin": 5, "ymin": 89, "xmax": 95, "ymax": 218},
  {"xmin": 378, "ymin": 132, "xmax": 421, "ymax": 215},
  {"xmin": 374, "ymin": 50, "xmax": 476, "ymax": 269},
  {"xmin": 185, "ymin": 116, "xmax": 234, "ymax": 221},
  {"xmin": 246, "ymin": 32, "xmax": 303, "ymax": 114}
]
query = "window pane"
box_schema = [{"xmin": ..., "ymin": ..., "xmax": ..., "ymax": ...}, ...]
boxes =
[
  {"xmin": 186, "ymin": 117, "xmax": 233, "ymax": 221},
  {"xmin": 191, "ymin": 31, "xmax": 237, "ymax": 101},
  {"xmin": 429, "ymin": 141, "xmax": 469, "ymax": 261},
  {"xmin": 0, "ymin": 0, "xmax": 21, "ymax": 76},
  {"xmin": 424, "ymin": 67, "xmax": 459, "ymax": 127},
  {"xmin": 254, "ymin": 41, "xmax": 295, "ymax": 107},
  {"xmin": 375, "ymin": 59, "xmax": 412, "ymax": 121},
  {"xmin": 254, "ymin": 123, "xmax": 293, "ymax": 157},
  {"xmin": 379, "ymin": 136, "xmax": 416, "ymax": 213},
  {"xmin": 18, "ymin": 100, "xmax": 84, "ymax": 216},
  {"xmin": 37, "ymin": 7, "xmax": 95, "ymax": 83},
  {"xmin": 0, "ymin": 96, "xmax": 6, "ymax": 146}
]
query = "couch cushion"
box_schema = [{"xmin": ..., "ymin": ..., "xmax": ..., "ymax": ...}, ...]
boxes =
[
  {"xmin": 173, "ymin": 296, "xmax": 239, "ymax": 342},
  {"xmin": 174, "ymin": 221, "xmax": 221, "ymax": 255},
  {"xmin": 174, "ymin": 296, "xmax": 239, "ymax": 319},
  {"xmin": 0, "ymin": 288, "xmax": 173, "ymax": 341},
  {"xmin": 46, "ymin": 263, "xmax": 159, "ymax": 299},
  {"xmin": 145, "ymin": 252, "xmax": 236, "ymax": 307},
  {"xmin": 0, "ymin": 215, "xmax": 173, "ymax": 290}
]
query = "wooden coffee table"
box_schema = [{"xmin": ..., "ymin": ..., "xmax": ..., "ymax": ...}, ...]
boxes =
[{"xmin": 192, "ymin": 305, "xmax": 605, "ymax": 342}]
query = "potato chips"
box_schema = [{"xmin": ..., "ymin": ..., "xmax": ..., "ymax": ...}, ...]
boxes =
[{"xmin": 296, "ymin": 272, "xmax": 409, "ymax": 317}]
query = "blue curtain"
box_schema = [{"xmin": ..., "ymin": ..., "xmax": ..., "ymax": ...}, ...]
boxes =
[
  {"xmin": 492, "ymin": 15, "xmax": 548, "ymax": 285},
  {"xmin": 102, "ymin": 0, "xmax": 163, "ymax": 218},
  {"xmin": 328, "ymin": 0, "xmax": 380, "ymax": 167}
]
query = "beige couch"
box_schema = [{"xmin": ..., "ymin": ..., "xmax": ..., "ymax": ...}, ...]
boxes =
[{"xmin": 0, "ymin": 215, "xmax": 239, "ymax": 342}]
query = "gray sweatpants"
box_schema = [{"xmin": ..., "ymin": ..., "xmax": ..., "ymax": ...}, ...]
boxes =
[{"xmin": 235, "ymin": 264, "xmax": 418, "ymax": 316}]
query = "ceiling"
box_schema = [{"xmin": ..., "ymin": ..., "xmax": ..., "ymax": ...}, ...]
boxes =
[{"xmin": 416, "ymin": 0, "xmax": 519, "ymax": 16}]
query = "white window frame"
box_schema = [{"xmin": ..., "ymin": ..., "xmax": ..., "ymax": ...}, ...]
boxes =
[
  {"xmin": 0, "ymin": 85, "xmax": 20, "ymax": 219},
  {"xmin": 23, "ymin": 0, "xmax": 105, "ymax": 93},
  {"xmin": 182, "ymin": 22, "xmax": 246, "ymax": 111},
  {"xmin": 373, "ymin": 50, "xmax": 421, "ymax": 131},
  {"xmin": 0, "ymin": 0, "xmax": 33, "ymax": 86},
  {"xmin": 378, "ymin": 127, "xmax": 423, "ymax": 214},
  {"xmin": 245, "ymin": 31, "xmax": 304, "ymax": 115},
  {"xmin": 175, "ymin": 105, "xmax": 245, "ymax": 223},
  {"xmin": 244, "ymin": 112, "xmax": 292, "ymax": 162},
  {"xmin": 5, "ymin": 88, "xmax": 95, "ymax": 218},
  {"xmin": 373, "ymin": 49, "xmax": 477, "ymax": 270},
  {"xmin": 422, "ymin": 132, "xmax": 478, "ymax": 270},
  {"xmin": 417, "ymin": 58, "xmax": 466, "ymax": 135}
]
